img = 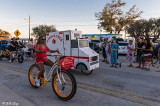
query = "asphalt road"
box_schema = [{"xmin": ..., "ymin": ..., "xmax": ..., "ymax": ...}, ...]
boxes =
[{"xmin": 0, "ymin": 55, "xmax": 160, "ymax": 106}]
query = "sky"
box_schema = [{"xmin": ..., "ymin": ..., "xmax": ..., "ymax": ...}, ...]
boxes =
[{"xmin": 0, "ymin": 0, "xmax": 160, "ymax": 38}]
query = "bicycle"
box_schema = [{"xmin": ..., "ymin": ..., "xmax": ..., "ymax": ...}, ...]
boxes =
[
  {"xmin": 28, "ymin": 53, "xmax": 77, "ymax": 101},
  {"xmin": 24, "ymin": 49, "xmax": 35, "ymax": 61},
  {"xmin": 9, "ymin": 49, "xmax": 24, "ymax": 63},
  {"xmin": 0, "ymin": 48, "xmax": 10, "ymax": 61}
]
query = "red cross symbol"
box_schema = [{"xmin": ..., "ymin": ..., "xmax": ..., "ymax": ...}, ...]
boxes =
[{"xmin": 52, "ymin": 39, "xmax": 56, "ymax": 44}]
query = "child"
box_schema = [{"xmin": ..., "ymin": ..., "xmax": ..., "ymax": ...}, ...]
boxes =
[{"xmin": 110, "ymin": 38, "xmax": 119, "ymax": 68}]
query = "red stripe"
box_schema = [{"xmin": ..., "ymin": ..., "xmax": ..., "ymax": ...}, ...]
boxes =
[{"xmin": 47, "ymin": 55, "xmax": 89, "ymax": 59}]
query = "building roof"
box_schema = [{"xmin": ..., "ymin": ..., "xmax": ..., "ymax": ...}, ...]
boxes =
[{"xmin": 82, "ymin": 34, "xmax": 122, "ymax": 36}]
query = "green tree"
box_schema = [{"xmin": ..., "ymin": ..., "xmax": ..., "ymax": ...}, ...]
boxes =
[
  {"xmin": 152, "ymin": 18, "xmax": 160, "ymax": 38},
  {"xmin": 127, "ymin": 18, "xmax": 160, "ymax": 38},
  {"xmin": 32, "ymin": 25, "xmax": 57, "ymax": 38},
  {"xmin": 95, "ymin": 0, "xmax": 143, "ymax": 34},
  {"xmin": 126, "ymin": 20, "xmax": 145, "ymax": 39},
  {"xmin": 0, "ymin": 29, "xmax": 11, "ymax": 39}
]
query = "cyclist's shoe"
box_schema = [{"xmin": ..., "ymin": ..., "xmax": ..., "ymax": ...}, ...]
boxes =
[
  {"xmin": 34, "ymin": 78, "xmax": 40, "ymax": 87},
  {"xmin": 9, "ymin": 60, "xmax": 12, "ymax": 63}
]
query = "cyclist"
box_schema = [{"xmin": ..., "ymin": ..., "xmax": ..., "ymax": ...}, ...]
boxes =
[
  {"xmin": 34, "ymin": 35, "xmax": 59, "ymax": 87},
  {"xmin": 9, "ymin": 37, "xmax": 18, "ymax": 62}
]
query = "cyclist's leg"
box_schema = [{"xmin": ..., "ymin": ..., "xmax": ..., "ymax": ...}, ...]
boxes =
[
  {"xmin": 37, "ymin": 62, "xmax": 45, "ymax": 79},
  {"xmin": 10, "ymin": 51, "xmax": 13, "ymax": 61},
  {"xmin": 44, "ymin": 59, "xmax": 55, "ymax": 76},
  {"xmin": 30, "ymin": 49, "xmax": 33, "ymax": 57},
  {"xmin": 44, "ymin": 59, "xmax": 54, "ymax": 67}
]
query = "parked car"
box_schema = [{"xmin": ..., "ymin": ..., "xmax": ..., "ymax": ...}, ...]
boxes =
[
  {"xmin": 89, "ymin": 42, "xmax": 100, "ymax": 53},
  {"xmin": 0, "ymin": 40, "xmax": 8, "ymax": 50},
  {"xmin": 118, "ymin": 41, "xmax": 129, "ymax": 54},
  {"xmin": 116, "ymin": 38, "xmax": 124, "ymax": 42},
  {"xmin": 91, "ymin": 40, "xmax": 102, "ymax": 50}
]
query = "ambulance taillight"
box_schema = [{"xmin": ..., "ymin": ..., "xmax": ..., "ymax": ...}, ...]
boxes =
[{"xmin": 59, "ymin": 32, "xmax": 63, "ymax": 34}]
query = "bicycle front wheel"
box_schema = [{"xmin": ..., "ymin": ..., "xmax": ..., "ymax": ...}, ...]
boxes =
[
  {"xmin": 18, "ymin": 54, "xmax": 24, "ymax": 63},
  {"xmin": 52, "ymin": 70, "xmax": 77, "ymax": 101},
  {"xmin": 28, "ymin": 64, "xmax": 41, "ymax": 88}
]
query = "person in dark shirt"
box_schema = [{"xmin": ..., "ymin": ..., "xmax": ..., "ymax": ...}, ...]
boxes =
[
  {"xmin": 136, "ymin": 37, "xmax": 145, "ymax": 68},
  {"xmin": 141, "ymin": 38, "xmax": 152, "ymax": 69},
  {"xmin": 9, "ymin": 37, "xmax": 18, "ymax": 62},
  {"xmin": 102, "ymin": 39, "xmax": 106, "ymax": 62},
  {"xmin": 142, "ymin": 39, "xmax": 152, "ymax": 54}
]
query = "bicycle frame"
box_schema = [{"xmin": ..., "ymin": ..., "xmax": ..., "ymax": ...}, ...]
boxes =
[
  {"xmin": 43, "ymin": 63, "xmax": 58, "ymax": 82},
  {"xmin": 42, "ymin": 56, "xmax": 65, "ymax": 85}
]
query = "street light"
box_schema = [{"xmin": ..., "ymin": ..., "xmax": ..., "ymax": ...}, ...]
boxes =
[{"xmin": 24, "ymin": 15, "xmax": 31, "ymax": 40}]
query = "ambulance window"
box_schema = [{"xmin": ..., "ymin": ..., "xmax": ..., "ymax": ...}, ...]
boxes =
[
  {"xmin": 74, "ymin": 33, "xmax": 80, "ymax": 38},
  {"xmin": 66, "ymin": 35, "xmax": 69, "ymax": 40},
  {"xmin": 79, "ymin": 39, "xmax": 89, "ymax": 48},
  {"xmin": 71, "ymin": 40, "xmax": 78, "ymax": 48}
]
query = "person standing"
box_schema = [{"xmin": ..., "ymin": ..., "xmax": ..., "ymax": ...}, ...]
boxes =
[
  {"xmin": 141, "ymin": 38, "xmax": 152, "ymax": 70},
  {"xmin": 7, "ymin": 41, "xmax": 11, "ymax": 50},
  {"xmin": 105, "ymin": 38, "xmax": 111, "ymax": 64},
  {"xmin": 110, "ymin": 38, "xmax": 119, "ymax": 68},
  {"xmin": 9, "ymin": 37, "xmax": 18, "ymax": 62},
  {"xmin": 102, "ymin": 39, "xmax": 107, "ymax": 62},
  {"xmin": 112, "ymin": 36, "xmax": 118, "ymax": 59},
  {"xmin": 157, "ymin": 40, "xmax": 160, "ymax": 64},
  {"xmin": 136, "ymin": 37, "xmax": 145, "ymax": 68},
  {"xmin": 126, "ymin": 40, "xmax": 135, "ymax": 67},
  {"xmin": 28, "ymin": 38, "xmax": 35, "ymax": 58}
]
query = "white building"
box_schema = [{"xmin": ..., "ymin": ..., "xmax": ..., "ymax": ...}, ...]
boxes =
[{"xmin": 82, "ymin": 34, "xmax": 122, "ymax": 42}]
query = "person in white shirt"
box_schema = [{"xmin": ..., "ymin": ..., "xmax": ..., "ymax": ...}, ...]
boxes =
[{"xmin": 28, "ymin": 38, "xmax": 35, "ymax": 57}]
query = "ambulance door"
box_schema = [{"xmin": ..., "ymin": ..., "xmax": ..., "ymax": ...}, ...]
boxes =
[
  {"xmin": 63, "ymin": 32, "xmax": 71, "ymax": 56},
  {"xmin": 71, "ymin": 40, "xmax": 79, "ymax": 62}
]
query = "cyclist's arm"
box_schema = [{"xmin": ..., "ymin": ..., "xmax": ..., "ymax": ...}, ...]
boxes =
[
  {"xmin": 10, "ymin": 43, "xmax": 15, "ymax": 47},
  {"xmin": 46, "ymin": 46, "xmax": 58, "ymax": 53},
  {"xmin": 35, "ymin": 45, "xmax": 45, "ymax": 53}
]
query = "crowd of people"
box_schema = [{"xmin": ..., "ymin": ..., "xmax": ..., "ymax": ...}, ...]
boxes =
[
  {"xmin": 101, "ymin": 36, "xmax": 160, "ymax": 70},
  {"xmin": 1, "ymin": 36, "xmax": 160, "ymax": 72},
  {"xmin": 3, "ymin": 37, "xmax": 36, "ymax": 62}
]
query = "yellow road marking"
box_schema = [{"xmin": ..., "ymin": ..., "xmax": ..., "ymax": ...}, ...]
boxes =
[
  {"xmin": 79, "ymin": 86, "xmax": 151, "ymax": 106},
  {"xmin": 0, "ymin": 63, "xmax": 159, "ymax": 105},
  {"xmin": 78, "ymin": 82, "xmax": 160, "ymax": 103}
]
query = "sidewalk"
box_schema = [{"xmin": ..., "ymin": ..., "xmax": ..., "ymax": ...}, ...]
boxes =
[{"xmin": 0, "ymin": 83, "xmax": 36, "ymax": 106}]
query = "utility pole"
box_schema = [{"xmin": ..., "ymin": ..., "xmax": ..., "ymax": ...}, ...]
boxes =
[{"xmin": 29, "ymin": 15, "xmax": 31, "ymax": 40}]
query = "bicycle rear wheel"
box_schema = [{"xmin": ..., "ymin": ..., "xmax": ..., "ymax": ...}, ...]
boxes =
[{"xmin": 52, "ymin": 70, "xmax": 77, "ymax": 101}]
